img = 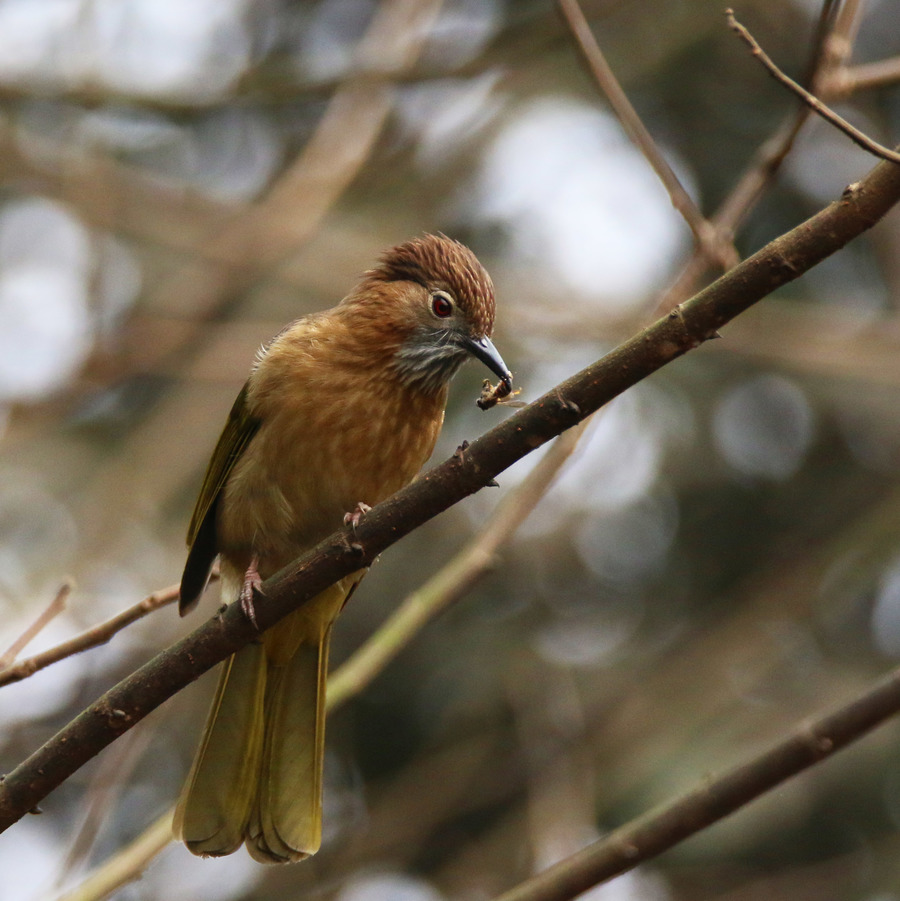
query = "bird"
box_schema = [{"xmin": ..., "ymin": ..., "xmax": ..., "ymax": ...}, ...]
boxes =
[{"xmin": 173, "ymin": 234, "xmax": 512, "ymax": 863}]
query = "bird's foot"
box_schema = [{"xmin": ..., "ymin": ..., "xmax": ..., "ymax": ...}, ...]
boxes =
[
  {"xmin": 343, "ymin": 502, "xmax": 372, "ymax": 531},
  {"xmin": 240, "ymin": 556, "xmax": 264, "ymax": 630},
  {"xmin": 343, "ymin": 502, "xmax": 372, "ymax": 532}
]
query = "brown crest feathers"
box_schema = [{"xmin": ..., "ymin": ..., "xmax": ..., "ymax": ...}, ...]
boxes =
[{"xmin": 365, "ymin": 234, "xmax": 496, "ymax": 336}]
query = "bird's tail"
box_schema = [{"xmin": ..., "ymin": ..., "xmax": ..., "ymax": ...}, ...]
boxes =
[
  {"xmin": 175, "ymin": 585, "xmax": 349, "ymax": 862},
  {"xmin": 246, "ymin": 626, "xmax": 332, "ymax": 862},
  {"xmin": 173, "ymin": 642, "xmax": 267, "ymax": 857}
]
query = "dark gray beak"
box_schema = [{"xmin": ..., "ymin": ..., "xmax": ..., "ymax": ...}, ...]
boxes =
[{"xmin": 462, "ymin": 335, "xmax": 513, "ymax": 390}]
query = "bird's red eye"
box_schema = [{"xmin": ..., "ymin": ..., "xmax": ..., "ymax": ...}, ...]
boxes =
[{"xmin": 431, "ymin": 293, "xmax": 453, "ymax": 318}]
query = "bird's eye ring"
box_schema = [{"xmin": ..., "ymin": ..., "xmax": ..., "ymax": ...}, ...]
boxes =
[{"xmin": 431, "ymin": 292, "xmax": 454, "ymax": 318}]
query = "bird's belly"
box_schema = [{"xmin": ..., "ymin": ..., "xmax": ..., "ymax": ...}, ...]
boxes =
[{"xmin": 217, "ymin": 396, "xmax": 441, "ymax": 578}]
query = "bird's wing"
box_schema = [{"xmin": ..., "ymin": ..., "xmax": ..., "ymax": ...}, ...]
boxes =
[{"xmin": 180, "ymin": 381, "xmax": 261, "ymax": 614}]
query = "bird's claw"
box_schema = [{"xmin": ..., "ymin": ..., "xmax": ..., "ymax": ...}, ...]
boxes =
[
  {"xmin": 240, "ymin": 556, "xmax": 264, "ymax": 630},
  {"xmin": 343, "ymin": 502, "xmax": 372, "ymax": 532}
]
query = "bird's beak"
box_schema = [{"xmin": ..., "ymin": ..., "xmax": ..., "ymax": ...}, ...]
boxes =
[{"xmin": 461, "ymin": 335, "xmax": 513, "ymax": 390}]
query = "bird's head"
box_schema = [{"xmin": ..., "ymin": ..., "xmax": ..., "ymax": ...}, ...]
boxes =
[{"xmin": 350, "ymin": 234, "xmax": 512, "ymax": 395}]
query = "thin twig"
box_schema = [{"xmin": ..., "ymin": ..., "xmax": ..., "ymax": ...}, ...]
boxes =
[
  {"xmin": 654, "ymin": 113, "xmax": 807, "ymax": 312},
  {"xmin": 824, "ymin": 57, "xmax": 900, "ymax": 100},
  {"xmin": 695, "ymin": 0, "xmax": 842, "ymax": 264},
  {"xmin": 0, "ymin": 55, "xmax": 489, "ymax": 113},
  {"xmin": 57, "ymin": 726, "xmax": 156, "ymax": 886},
  {"xmin": 491, "ymin": 660, "xmax": 900, "ymax": 901},
  {"xmin": 728, "ymin": 9, "xmax": 900, "ymax": 164},
  {"xmin": 54, "ymin": 812, "xmax": 173, "ymax": 901},
  {"xmin": 823, "ymin": 0, "xmax": 866, "ymax": 74},
  {"xmin": 0, "ymin": 582, "xmax": 185, "ymax": 688},
  {"xmin": 656, "ymin": 1, "xmax": 857, "ymax": 310},
  {"xmin": 0, "ymin": 583, "xmax": 71, "ymax": 670},
  {"xmin": 558, "ymin": 0, "xmax": 739, "ymax": 271}
]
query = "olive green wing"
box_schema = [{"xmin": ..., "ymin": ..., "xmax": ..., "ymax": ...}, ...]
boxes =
[{"xmin": 179, "ymin": 381, "xmax": 261, "ymax": 614}]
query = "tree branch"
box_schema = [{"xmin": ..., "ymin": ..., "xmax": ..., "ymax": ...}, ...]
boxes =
[
  {"xmin": 3, "ymin": 150, "xmax": 900, "ymax": 832},
  {"xmin": 558, "ymin": 0, "xmax": 739, "ymax": 271},
  {"xmin": 728, "ymin": 9, "xmax": 900, "ymax": 164},
  {"xmin": 655, "ymin": 0, "xmax": 843, "ymax": 309},
  {"xmin": 0, "ymin": 582, "xmax": 184, "ymax": 688},
  {"xmin": 0, "ymin": 583, "xmax": 71, "ymax": 671},
  {"xmin": 825, "ymin": 56, "xmax": 900, "ymax": 98},
  {"xmin": 492, "ymin": 660, "xmax": 900, "ymax": 901},
  {"xmin": 57, "ymin": 812, "xmax": 173, "ymax": 901}
]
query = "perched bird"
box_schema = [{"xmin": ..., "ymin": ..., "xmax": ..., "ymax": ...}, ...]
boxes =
[{"xmin": 173, "ymin": 235, "xmax": 512, "ymax": 863}]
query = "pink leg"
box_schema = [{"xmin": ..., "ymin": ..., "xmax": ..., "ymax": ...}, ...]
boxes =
[
  {"xmin": 240, "ymin": 554, "xmax": 264, "ymax": 630},
  {"xmin": 343, "ymin": 502, "xmax": 372, "ymax": 532}
]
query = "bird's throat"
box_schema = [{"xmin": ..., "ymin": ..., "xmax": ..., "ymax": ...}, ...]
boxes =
[{"xmin": 393, "ymin": 331, "xmax": 468, "ymax": 394}]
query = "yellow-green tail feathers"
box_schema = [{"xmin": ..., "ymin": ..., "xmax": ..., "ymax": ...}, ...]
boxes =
[
  {"xmin": 174, "ymin": 644, "xmax": 267, "ymax": 856},
  {"xmin": 174, "ymin": 635, "xmax": 329, "ymax": 863},
  {"xmin": 247, "ymin": 633, "xmax": 331, "ymax": 861}
]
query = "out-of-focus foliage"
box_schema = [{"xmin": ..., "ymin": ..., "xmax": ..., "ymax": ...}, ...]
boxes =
[{"xmin": 3, "ymin": 1, "xmax": 900, "ymax": 899}]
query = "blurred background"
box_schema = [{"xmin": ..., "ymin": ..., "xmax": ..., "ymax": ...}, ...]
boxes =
[{"xmin": 2, "ymin": 0, "xmax": 900, "ymax": 899}]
